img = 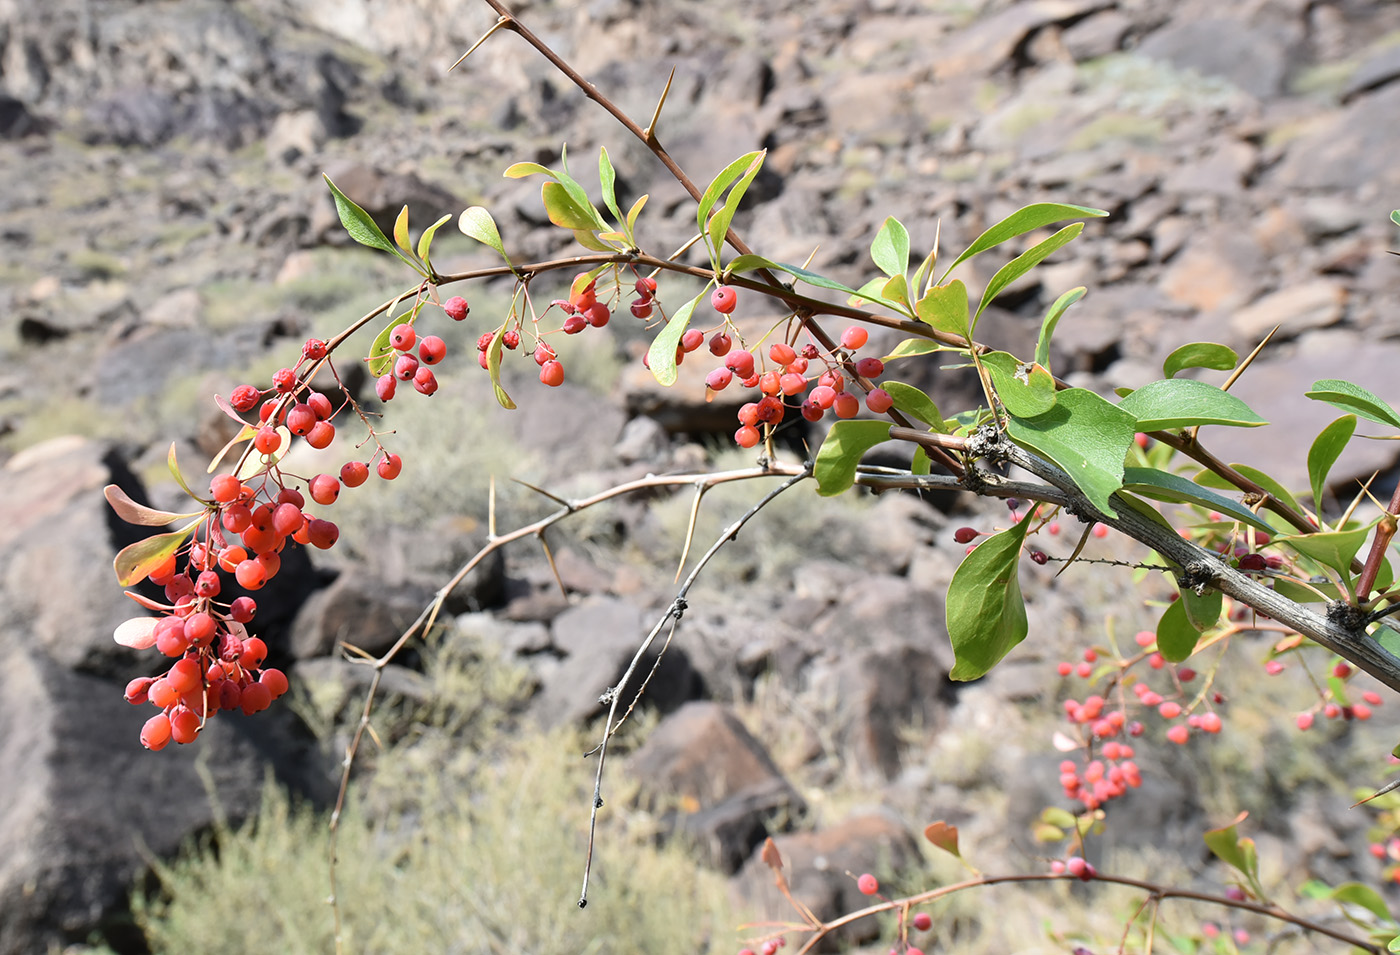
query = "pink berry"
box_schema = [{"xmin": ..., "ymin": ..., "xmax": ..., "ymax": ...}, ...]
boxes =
[
  {"xmin": 855, "ymin": 357, "xmax": 884, "ymax": 379},
  {"xmin": 309, "ymin": 473, "xmax": 341, "ymax": 506},
  {"xmin": 230, "ymin": 384, "xmax": 261, "ymax": 413},
  {"xmin": 413, "ymin": 366, "xmax": 439, "ymax": 396},
  {"xmin": 286, "ymin": 403, "xmax": 316, "ymax": 436},
  {"xmin": 734, "ymin": 425, "xmax": 761, "ymax": 449},
  {"xmin": 706, "ymin": 367, "xmax": 733, "ymax": 391},
  {"xmin": 712, "ymin": 286, "xmax": 738, "ymax": 314},
  {"xmin": 302, "ymin": 338, "xmax": 328, "ymax": 360},
  {"xmin": 865, "ymin": 388, "xmax": 893, "ymax": 414},
  {"xmin": 1296, "ymin": 711, "xmax": 1314, "ymax": 730},
  {"xmin": 841, "ymin": 326, "xmax": 869, "ymax": 350},
  {"xmin": 1166, "ymin": 724, "xmax": 1189, "ymax": 744},
  {"xmin": 912, "ymin": 912, "xmax": 932, "ymax": 932},
  {"xmin": 305, "ymin": 420, "xmax": 335, "ymax": 449},
  {"xmin": 681, "ymin": 329, "xmax": 705, "ymax": 352},
  {"xmin": 418, "ymin": 335, "xmax": 447, "ymax": 365},
  {"xmin": 856, "ymin": 873, "xmax": 879, "ymax": 895},
  {"xmin": 394, "ymin": 354, "xmax": 420, "ymax": 381},
  {"xmin": 585, "ymin": 303, "xmax": 610, "ymax": 328},
  {"xmin": 833, "ymin": 392, "xmax": 860, "ymax": 418},
  {"xmin": 443, "ymin": 296, "xmax": 469, "ymax": 321},
  {"xmin": 769, "ymin": 342, "xmax": 797, "ymax": 365},
  {"xmin": 376, "ymin": 374, "xmax": 397, "ymax": 401},
  {"xmin": 389, "ymin": 323, "xmax": 416, "ymax": 351},
  {"xmin": 725, "ymin": 350, "xmax": 756, "ymax": 379},
  {"xmin": 709, "ymin": 332, "xmax": 732, "ymax": 357},
  {"xmin": 378, "ymin": 453, "xmax": 402, "ymax": 480}
]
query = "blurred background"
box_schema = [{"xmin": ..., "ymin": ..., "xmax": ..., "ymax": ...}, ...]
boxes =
[{"xmin": 5, "ymin": 0, "xmax": 1400, "ymax": 951}]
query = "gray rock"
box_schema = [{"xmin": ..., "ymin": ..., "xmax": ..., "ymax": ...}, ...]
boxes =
[
  {"xmin": 1137, "ymin": 17, "xmax": 1298, "ymax": 99},
  {"xmin": 1229, "ymin": 279, "xmax": 1347, "ymax": 342},
  {"xmin": 629, "ymin": 701, "xmax": 806, "ymax": 872}
]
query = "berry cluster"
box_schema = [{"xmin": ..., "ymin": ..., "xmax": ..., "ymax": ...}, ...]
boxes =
[{"xmin": 119, "ymin": 315, "xmax": 445, "ymax": 747}]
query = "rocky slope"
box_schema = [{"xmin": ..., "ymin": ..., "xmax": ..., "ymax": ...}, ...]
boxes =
[{"xmin": 5, "ymin": 0, "xmax": 1400, "ymax": 951}]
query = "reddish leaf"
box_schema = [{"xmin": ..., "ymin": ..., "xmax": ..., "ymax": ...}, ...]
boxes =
[
  {"xmin": 760, "ymin": 837, "xmax": 783, "ymax": 872},
  {"xmin": 924, "ymin": 821, "xmax": 961, "ymax": 859},
  {"xmin": 123, "ymin": 590, "xmax": 172, "ymax": 612},
  {"xmin": 104, "ymin": 485, "xmax": 200, "ymax": 527}
]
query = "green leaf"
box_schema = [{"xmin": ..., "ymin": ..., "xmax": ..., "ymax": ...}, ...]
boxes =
[
  {"xmin": 940, "ymin": 202, "xmax": 1107, "ymax": 283},
  {"xmin": 393, "ymin": 205, "xmax": 411, "ymax": 253},
  {"xmin": 1305, "ymin": 379, "xmax": 1400, "ymax": 430},
  {"xmin": 1121, "ymin": 467, "xmax": 1274, "ymax": 533},
  {"xmin": 1035, "ymin": 286, "xmax": 1085, "ymax": 370},
  {"xmin": 885, "ymin": 338, "xmax": 946, "ymax": 361},
  {"xmin": 705, "ymin": 150, "xmax": 766, "ymax": 262},
  {"xmin": 983, "ymin": 352, "xmax": 1057, "ymax": 418},
  {"xmin": 367, "ymin": 320, "xmax": 398, "ymax": 378},
  {"xmin": 882, "ymin": 381, "xmax": 945, "ymax": 431},
  {"xmin": 1180, "ymin": 584, "xmax": 1223, "ymax": 632},
  {"xmin": 1392, "ymin": 210, "xmax": 1400, "ymax": 228},
  {"xmin": 1330, "ymin": 882, "xmax": 1393, "ymax": 922},
  {"xmin": 871, "ymin": 216, "xmax": 910, "ymax": 279},
  {"xmin": 541, "ymin": 181, "xmax": 601, "ymax": 231},
  {"xmin": 1156, "ymin": 597, "xmax": 1199, "ymax": 661},
  {"xmin": 1193, "ymin": 463, "xmax": 1304, "ymax": 518},
  {"xmin": 1275, "ymin": 524, "xmax": 1373, "ymax": 579},
  {"xmin": 113, "ymin": 527, "xmax": 195, "ymax": 587},
  {"xmin": 813, "ymin": 420, "xmax": 893, "ymax": 496},
  {"xmin": 626, "ymin": 193, "xmax": 648, "ymax": 234},
  {"xmin": 571, "ymin": 228, "xmax": 616, "ymax": 252},
  {"xmin": 166, "ymin": 443, "xmax": 197, "ymax": 500},
  {"xmin": 1118, "ymin": 377, "xmax": 1267, "ymax": 431},
  {"xmin": 881, "ymin": 273, "xmax": 911, "ymax": 313},
  {"xmin": 415, "ymin": 213, "xmax": 453, "ymax": 266},
  {"xmin": 1005, "ymin": 388, "xmax": 1138, "ymax": 518},
  {"xmin": 458, "ymin": 206, "xmax": 507, "ymax": 258},
  {"xmin": 972, "ymin": 223, "xmax": 1083, "ymax": 334},
  {"xmin": 1163, "ymin": 342, "xmax": 1239, "ymax": 379},
  {"xmin": 1203, "ymin": 813, "xmax": 1253, "ymax": 879},
  {"xmin": 323, "ymin": 175, "xmax": 409, "ymax": 263},
  {"xmin": 915, "ymin": 280, "xmax": 971, "ymax": 340},
  {"xmin": 503, "ymin": 161, "xmax": 557, "ymax": 180},
  {"xmin": 946, "ymin": 517, "xmax": 1031, "ymax": 680},
  {"xmin": 911, "ymin": 446, "xmax": 930, "ymax": 475},
  {"xmin": 598, "ymin": 146, "xmax": 622, "ymax": 221},
  {"xmin": 697, "ymin": 150, "xmax": 765, "ymax": 235},
  {"xmin": 846, "ymin": 276, "xmax": 891, "ymax": 308},
  {"xmin": 645, "ymin": 292, "xmax": 704, "ymax": 387},
  {"xmin": 1308, "ymin": 414, "xmax": 1357, "ymax": 510},
  {"xmin": 486, "ymin": 324, "xmax": 515, "ymax": 411}
]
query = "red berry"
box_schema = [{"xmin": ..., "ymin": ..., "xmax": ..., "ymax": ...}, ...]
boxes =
[
  {"xmin": 340, "ymin": 461, "xmax": 369, "ymax": 488},
  {"xmin": 709, "ymin": 332, "xmax": 732, "ymax": 357},
  {"xmin": 394, "ymin": 354, "xmax": 420, "ymax": 381},
  {"xmin": 800, "ymin": 400, "xmax": 823, "ymax": 422},
  {"xmin": 953, "ymin": 527, "xmax": 978, "ymax": 544},
  {"xmin": 376, "ymin": 374, "xmax": 397, "ymax": 401},
  {"xmin": 833, "ymin": 392, "xmax": 860, "ymax": 418},
  {"xmin": 418, "ymin": 335, "xmax": 447, "ymax": 365},
  {"xmin": 254, "ymin": 428, "xmax": 281, "ymax": 456},
  {"xmin": 856, "ymin": 873, "xmax": 879, "ymax": 896},
  {"xmin": 779, "ymin": 373, "xmax": 807, "ymax": 396},
  {"xmin": 635, "ymin": 276, "xmax": 657, "ymax": 297},
  {"xmin": 307, "ymin": 518, "xmax": 339, "ymax": 549},
  {"xmin": 681, "ymin": 329, "xmax": 705, "ymax": 352},
  {"xmin": 1296, "ymin": 712, "xmax": 1314, "ymax": 730},
  {"xmin": 235, "ymin": 559, "xmax": 267, "ymax": 590},
  {"xmin": 630, "ymin": 300, "xmax": 653, "ymax": 319},
  {"xmin": 413, "ymin": 367, "xmax": 439, "ymax": 396},
  {"xmin": 913, "ymin": 912, "xmax": 932, "ymax": 932},
  {"xmin": 1166, "ymin": 724, "xmax": 1189, "ymax": 744},
  {"xmin": 1158, "ymin": 701, "xmax": 1181, "ymax": 719},
  {"xmin": 306, "ymin": 420, "xmax": 336, "ymax": 450},
  {"xmin": 841, "ymin": 327, "xmax": 869, "ymax": 350},
  {"xmin": 230, "ymin": 384, "xmax": 261, "ymax": 413},
  {"xmin": 734, "ymin": 425, "xmax": 761, "ymax": 448},
  {"xmin": 725, "ymin": 350, "xmax": 756, "ymax": 379},
  {"xmin": 585, "ymin": 303, "xmax": 610, "ymax": 328},
  {"xmin": 389, "ymin": 323, "xmax": 416, "ymax": 351},
  {"xmin": 706, "ymin": 367, "xmax": 733, "ymax": 391},
  {"xmin": 230, "ymin": 596, "xmax": 256, "ymax": 623},
  {"xmin": 260, "ymin": 667, "xmax": 289, "ymax": 699},
  {"xmin": 855, "ymin": 357, "xmax": 884, "ymax": 379},
  {"xmin": 503, "ymin": 330, "xmax": 519, "ymax": 349},
  {"xmin": 378, "ymin": 453, "xmax": 403, "ymax": 480},
  {"xmin": 1057, "ymin": 662, "xmax": 1072, "ymax": 676},
  {"xmin": 711, "ymin": 286, "xmax": 738, "ymax": 314},
  {"xmin": 443, "ymin": 296, "xmax": 469, "ymax": 321},
  {"xmin": 309, "ymin": 474, "xmax": 341, "ymax": 506},
  {"xmin": 769, "ymin": 342, "xmax": 797, "ymax": 366},
  {"xmin": 539, "ymin": 360, "xmax": 565, "ymax": 387},
  {"xmin": 272, "ymin": 367, "xmax": 296, "ymax": 393},
  {"xmin": 125, "ymin": 676, "xmax": 155, "ymax": 705},
  {"xmin": 302, "ymin": 338, "xmax": 328, "ymax": 361},
  {"xmin": 562, "ymin": 314, "xmax": 587, "ymax": 335},
  {"xmin": 170, "ymin": 706, "xmax": 201, "ymax": 744},
  {"xmin": 865, "ymin": 388, "xmax": 893, "ymax": 413},
  {"xmin": 141, "ymin": 713, "xmax": 173, "ymax": 751},
  {"xmin": 210, "ymin": 473, "xmax": 242, "ymax": 503}
]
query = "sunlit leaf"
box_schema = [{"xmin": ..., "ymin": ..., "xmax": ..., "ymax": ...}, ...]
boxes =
[
  {"xmin": 697, "ymin": 150, "xmax": 765, "ymax": 235},
  {"xmin": 983, "ymin": 352, "xmax": 1056, "ymax": 418},
  {"xmin": 1006, "ymin": 388, "xmax": 1137, "ymax": 518},
  {"xmin": 1118, "ymin": 378, "xmax": 1267, "ymax": 430},
  {"xmin": 972, "ymin": 224, "xmax": 1083, "ymax": 334},
  {"xmin": 705, "ymin": 150, "xmax": 766, "ymax": 263},
  {"xmin": 113, "ymin": 527, "xmax": 193, "ymax": 587},
  {"xmin": 323, "ymin": 175, "xmax": 398, "ymax": 255},
  {"xmin": 1035, "ymin": 286, "xmax": 1085, "ymax": 370},
  {"xmin": 940, "ymin": 202, "xmax": 1107, "ymax": 282},
  {"xmin": 871, "ymin": 216, "xmax": 910, "ymax": 279},
  {"xmin": 915, "ymin": 280, "xmax": 970, "ymax": 340},
  {"xmin": 885, "ymin": 338, "xmax": 946, "ymax": 361},
  {"xmin": 104, "ymin": 484, "xmax": 201, "ymax": 526},
  {"xmin": 503, "ymin": 161, "xmax": 557, "ymax": 180},
  {"xmin": 458, "ymin": 206, "xmax": 506, "ymax": 258},
  {"xmin": 393, "ymin": 205, "xmax": 411, "ymax": 253},
  {"xmin": 114, "ymin": 616, "xmax": 159, "ymax": 650},
  {"xmin": 882, "ymin": 381, "xmax": 945, "ymax": 432},
  {"xmin": 646, "ymin": 292, "xmax": 704, "ymax": 388},
  {"xmin": 415, "ymin": 213, "xmax": 453, "ymax": 267},
  {"xmin": 1163, "ymin": 342, "xmax": 1238, "ymax": 379},
  {"xmin": 1305, "ymin": 379, "xmax": 1400, "ymax": 430},
  {"xmin": 813, "ymin": 420, "xmax": 893, "ymax": 496},
  {"xmin": 1275, "ymin": 524, "xmax": 1373, "ymax": 579},
  {"xmin": 167, "ymin": 443, "xmax": 197, "ymax": 500},
  {"xmin": 598, "ymin": 146, "xmax": 622, "ymax": 221},
  {"xmin": 542, "ymin": 181, "xmax": 600, "ymax": 231}
]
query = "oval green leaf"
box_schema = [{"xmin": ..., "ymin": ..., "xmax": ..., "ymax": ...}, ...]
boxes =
[
  {"xmin": 1035, "ymin": 286, "xmax": 1086, "ymax": 370},
  {"xmin": 542, "ymin": 181, "xmax": 599, "ymax": 231},
  {"xmin": 1118, "ymin": 378, "xmax": 1267, "ymax": 431},
  {"xmin": 1163, "ymin": 342, "xmax": 1238, "ymax": 379},
  {"xmin": 885, "ymin": 338, "xmax": 945, "ymax": 361},
  {"xmin": 1305, "ymin": 379, "xmax": 1400, "ymax": 430},
  {"xmin": 813, "ymin": 420, "xmax": 893, "ymax": 496},
  {"xmin": 646, "ymin": 292, "xmax": 703, "ymax": 388},
  {"xmin": 458, "ymin": 206, "xmax": 506, "ymax": 258},
  {"xmin": 1121, "ymin": 467, "xmax": 1273, "ymax": 534},
  {"xmin": 947, "ymin": 517, "xmax": 1031, "ymax": 680},
  {"xmin": 882, "ymin": 381, "xmax": 944, "ymax": 431},
  {"xmin": 972, "ymin": 223, "xmax": 1083, "ymax": 335},
  {"xmin": 1005, "ymin": 388, "xmax": 1137, "ymax": 518},
  {"xmin": 940, "ymin": 202, "xmax": 1108, "ymax": 282},
  {"xmin": 871, "ymin": 215, "xmax": 910, "ymax": 279},
  {"xmin": 915, "ymin": 280, "xmax": 970, "ymax": 340},
  {"xmin": 1156, "ymin": 597, "xmax": 1198, "ymax": 662},
  {"xmin": 983, "ymin": 352, "xmax": 1056, "ymax": 418},
  {"xmin": 1307, "ymin": 414, "xmax": 1356, "ymax": 510}
]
